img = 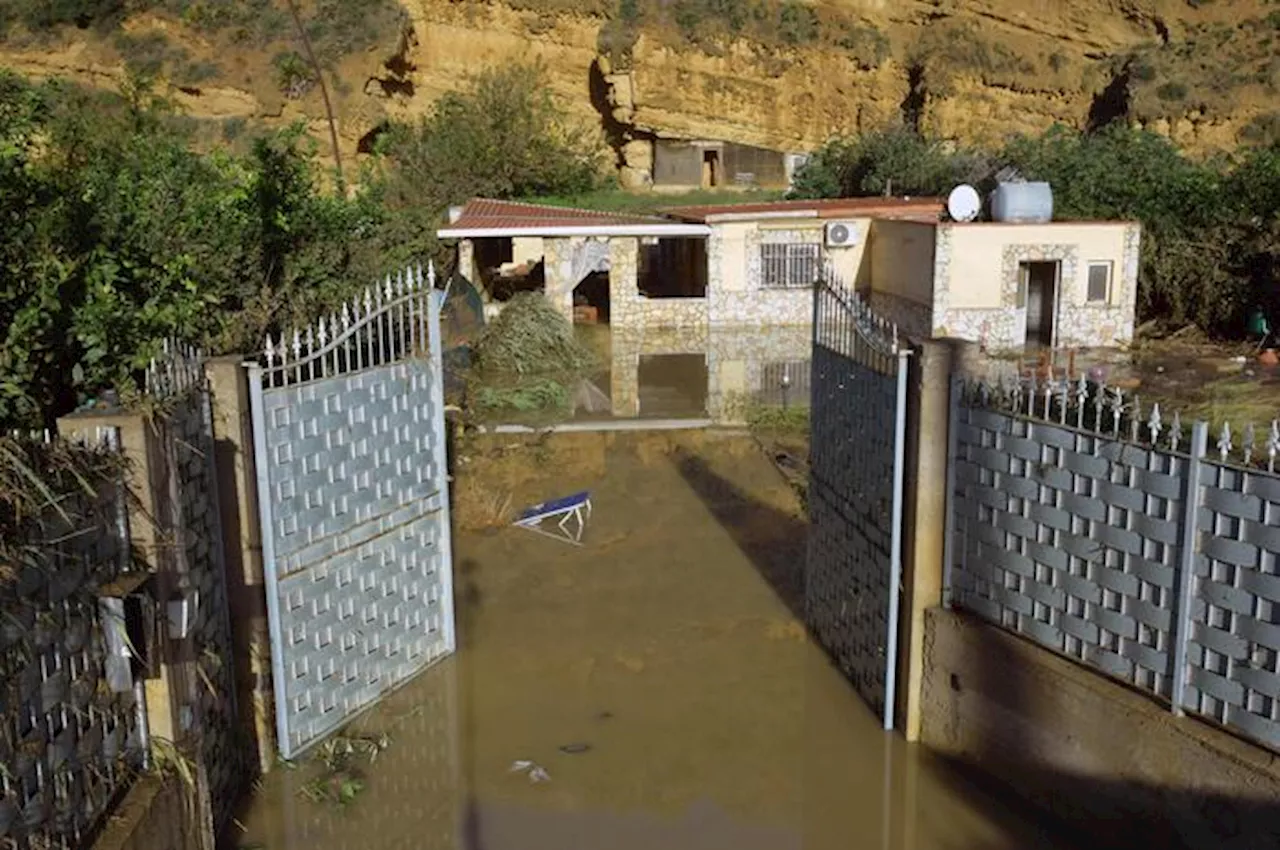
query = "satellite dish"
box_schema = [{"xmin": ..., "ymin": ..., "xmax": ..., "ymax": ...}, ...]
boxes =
[{"xmin": 947, "ymin": 185, "xmax": 981, "ymax": 222}]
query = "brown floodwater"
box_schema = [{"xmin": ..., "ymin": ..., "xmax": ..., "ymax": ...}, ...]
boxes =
[{"xmin": 234, "ymin": 432, "xmax": 1076, "ymax": 850}]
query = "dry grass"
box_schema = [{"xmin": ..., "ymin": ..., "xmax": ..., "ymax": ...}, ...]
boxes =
[{"xmin": 0, "ymin": 434, "xmax": 126, "ymax": 588}]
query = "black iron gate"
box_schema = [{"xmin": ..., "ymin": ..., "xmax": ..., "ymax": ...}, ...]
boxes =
[{"xmin": 806, "ymin": 274, "xmax": 910, "ymax": 729}]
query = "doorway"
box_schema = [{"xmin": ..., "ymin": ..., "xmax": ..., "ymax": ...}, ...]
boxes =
[
  {"xmin": 1020, "ymin": 261, "xmax": 1059, "ymax": 347},
  {"xmin": 702, "ymin": 149, "xmax": 721, "ymax": 189}
]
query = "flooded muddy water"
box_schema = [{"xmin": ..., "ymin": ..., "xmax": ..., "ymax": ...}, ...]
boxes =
[
  {"xmin": 568, "ymin": 324, "xmax": 812, "ymax": 423},
  {"xmin": 235, "ymin": 432, "xmax": 1074, "ymax": 850}
]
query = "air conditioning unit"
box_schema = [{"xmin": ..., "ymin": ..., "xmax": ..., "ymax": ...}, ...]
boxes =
[{"xmin": 824, "ymin": 221, "xmax": 860, "ymax": 249}]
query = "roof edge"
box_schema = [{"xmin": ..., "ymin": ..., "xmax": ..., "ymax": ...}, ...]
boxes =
[{"xmin": 438, "ymin": 223, "xmax": 713, "ymax": 239}]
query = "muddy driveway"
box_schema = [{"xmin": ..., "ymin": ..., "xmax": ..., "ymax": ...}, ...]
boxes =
[{"xmin": 235, "ymin": 431, "xmax": 1073, "ymax": 850}]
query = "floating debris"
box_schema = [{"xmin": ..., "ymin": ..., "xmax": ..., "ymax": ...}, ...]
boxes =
[
  {"xmin": 509, "ymin": 759, "xmax": 551, "ymax": 783},
  {"xmin": 558, "ymin": 743, "xmax": 592, "ymax": 755}
]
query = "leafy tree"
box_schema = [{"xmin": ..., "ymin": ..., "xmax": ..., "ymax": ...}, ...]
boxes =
[
  {"xmin": 373, "ymin": 62, "xmax": 603, "ymax": 263},
  {"xmin": 789, "ymin": 127, "xmax": 989, "ymax": 199},
  {"xmin": 0, "ymin": 61, "xmax": 605, "ymax": 430}
]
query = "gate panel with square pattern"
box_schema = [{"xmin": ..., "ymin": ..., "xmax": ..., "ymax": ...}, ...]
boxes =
[{"xmin": 247, "ymin": 268, "xmax": 455, "ymax": 759}]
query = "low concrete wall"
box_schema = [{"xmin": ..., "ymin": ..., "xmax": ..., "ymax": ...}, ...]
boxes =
[
  {"xmin": 921, "ymin": 608, "xmax": 1280, "ymax": 850},
  {"xmin": 93, "ymin": 777, "xmax": 200, "ymax": 850}
]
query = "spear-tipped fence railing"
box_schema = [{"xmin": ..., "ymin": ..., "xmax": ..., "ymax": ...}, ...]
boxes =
[
  {"xmin": 958, "ymin": 371, "xmax": 1280, "ymax": 472},
  {"xmin": 259, "ymin": 264, "xmax": 437, "ymax": 389}
]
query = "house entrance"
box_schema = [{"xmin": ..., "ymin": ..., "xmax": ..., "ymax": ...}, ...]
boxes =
[
  {"xmin": 702, "ymin": 150, "xmax": 721, "ymax": 189},
  {"xmin": 1020, "ymin": 261, "xmax": 1059, "ymax": 347}
]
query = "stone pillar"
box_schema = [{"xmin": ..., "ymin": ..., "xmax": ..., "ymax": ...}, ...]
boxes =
[
  {"xmin": 457, "ymin": 239, "xmax": 478, "ymax": 289},
  {"xmin": 58, "ymin": 410, "xmax": 186, "ymax": 746},
  {"xmin": 895, "ymin": 339, "xmax": 954, "ymax": 741},
  {"xmin": 609, "ymin": 237, "xmax": 640, "ymax": 328},
  {"xmin": 542, "ymin": 237, "xmax": 576, "ymax": 323},
  {"xmin": 609, "ymin": 326, "xmax": 641, "ymax": 418},
  {"xmin": 205, "ymin": 357, "xmax": 276, "ymax": 774}
]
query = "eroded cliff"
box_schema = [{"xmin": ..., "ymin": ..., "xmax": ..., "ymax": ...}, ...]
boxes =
[{"xmin": 1, "ymin": 0, "xmax": 1275, "ymax": 173}]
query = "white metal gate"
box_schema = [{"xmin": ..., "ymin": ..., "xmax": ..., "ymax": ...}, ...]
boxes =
[{"xmin": 247, "ymin": 266, "xmax": 455, "ymax": 759}]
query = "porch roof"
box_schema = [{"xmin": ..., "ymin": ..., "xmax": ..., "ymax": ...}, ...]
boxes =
[{"xmin": 437, "ymin": 199, "xmax": 712, "ymax": 239}]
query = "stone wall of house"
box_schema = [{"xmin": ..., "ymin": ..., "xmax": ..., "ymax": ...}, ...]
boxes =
[
  {"xmin": 1054, "ymin": 223, "xmax": 1141, "ymax": 349},
  {"xmin": 930, "ymin": 226, "xmax": 1025, "ymax": 351},
  {"xmin": 610, "ymin": 237, "xmax": 709, "ymax": 330},
  {"xmin": 706, "ymin": 225, "xmax": 823, "ymax": 326},
  {"xmin": 930, "ymin": 224, "xmax": 1140, "ymax": 352}
]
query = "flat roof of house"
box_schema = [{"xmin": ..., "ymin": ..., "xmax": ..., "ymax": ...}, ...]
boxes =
[
  {"xmin": 437, "ymin": 199, "xmax": 712, "ymax": 238},
  {"xmin": 662, "ymin": 196, "xmax": 946, "ymax": 223}
]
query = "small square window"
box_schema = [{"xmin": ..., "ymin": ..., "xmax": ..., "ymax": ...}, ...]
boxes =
[{"xmin": 1087, "ymin": 262, "xmax": 1112, "ymax": 303}]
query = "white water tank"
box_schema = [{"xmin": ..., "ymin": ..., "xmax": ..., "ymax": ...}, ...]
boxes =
[{"xmin": 990, "ymin": 182, "xmax": 1054, "ymax": 223}]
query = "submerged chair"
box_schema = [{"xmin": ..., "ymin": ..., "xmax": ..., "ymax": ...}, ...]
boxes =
[{"xmin": 512, "ymin": 491, "xmax": 592, "ymax": 546}]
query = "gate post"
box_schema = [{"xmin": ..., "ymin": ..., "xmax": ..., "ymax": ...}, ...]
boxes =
[
  {"xmin": 205, "ymin": 356, "xmax": 277, "ymax": 773},
  {"xmin": 895, "ymin": 339, "xmax": 955, "ymax": 741}
]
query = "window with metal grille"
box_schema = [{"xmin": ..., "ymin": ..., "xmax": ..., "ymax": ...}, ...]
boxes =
[
  {"xmin": 760, "ymin": 243, "xmax": 820, "ymax": 289},
  {"xmin": 1087, "ymin": 262, "xmax": 1112, "ymax": 303}
]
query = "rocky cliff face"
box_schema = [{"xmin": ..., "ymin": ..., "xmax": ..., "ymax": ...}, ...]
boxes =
[{"xmin": 2, "ymin": 0, "xmax": 1275, "ymax": 175}]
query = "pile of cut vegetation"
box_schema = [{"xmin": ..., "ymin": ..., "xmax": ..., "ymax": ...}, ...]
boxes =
[{"xmin": 467, "ymin": 293, "xmax": 597, "ymax": 420}]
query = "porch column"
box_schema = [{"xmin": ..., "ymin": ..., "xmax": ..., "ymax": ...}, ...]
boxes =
[
  {"xmin": 542, "ymin": 237, "xmax": 576, "ymax": 323},
  {"xmin": 609, "ymin": 237, "xmax": 640, "ymax": 327}
]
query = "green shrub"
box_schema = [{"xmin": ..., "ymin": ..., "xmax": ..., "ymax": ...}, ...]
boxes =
[
  {"xmin": 273, "ymin": 50, "xmax": 315, "ymax": 98},
  {"xmin": 777, "ymin": 0, "xmax": 818, "ymax": 46}
]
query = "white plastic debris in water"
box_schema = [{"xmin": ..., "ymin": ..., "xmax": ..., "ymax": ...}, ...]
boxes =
[{"xmin": 509, "ymin": 760, "xmax": 551, "ymax": 783}]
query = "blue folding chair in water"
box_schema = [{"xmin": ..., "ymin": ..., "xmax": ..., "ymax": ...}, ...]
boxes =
[{"xmin": 513, "ymin": 491, "xmax": 592, "ymax": 546}]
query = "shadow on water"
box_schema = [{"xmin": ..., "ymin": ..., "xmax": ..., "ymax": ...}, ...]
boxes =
[{"xmin": 670, "ymin": 446, "xmax": 807, "ymax": 620}]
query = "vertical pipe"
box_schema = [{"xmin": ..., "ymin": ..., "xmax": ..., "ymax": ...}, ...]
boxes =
[
  {"xmin": 1170, "ymin": 420, "xmax": 1209, "ymax": 716},
  {"xmin": 134, "ymin": 677, "xmax": 151, "ymax": 771},
  {"xmin": 941, "ymin": 373, "xmax": 961, "ymax": 609},
  {"xmin": 883, "ymin": 346, "xmax": 912, "ymax": 731},
  {"xmin": 246, "ymin": 363, "xmax": 292, "ymax": 759}
]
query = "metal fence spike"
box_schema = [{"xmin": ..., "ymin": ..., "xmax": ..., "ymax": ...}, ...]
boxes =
[
  {"xmin": 1244, "ymin": 422, "xmax": 1256, "ymax": 466},
  {"xmin": 1268, "ymin": 420, "xmax": 1279, "ymax": 473},
  {"xmin": 1148, "ymin": 403, "xmax": 1162, "ymax": 445},
  {"xmin": 1171, "ymin": 410, "xmax": 1182, "ymax": 452},
  {"xmin": 1218, "ymin": 421, "xmax": 1232, "ymax": 462}
]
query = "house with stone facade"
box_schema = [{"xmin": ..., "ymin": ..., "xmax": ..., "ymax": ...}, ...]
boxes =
[{"xmin": 438, "ymin": 197, "xmax": 1141, "ymax": 353}]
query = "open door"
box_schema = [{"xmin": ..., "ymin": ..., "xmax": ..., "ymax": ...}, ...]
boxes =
[{"xmin": 1020, "ymin": 261, "xmax": 1059, "ymax": 347}]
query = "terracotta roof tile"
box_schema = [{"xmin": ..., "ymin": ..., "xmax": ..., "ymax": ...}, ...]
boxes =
[{"xmin": 445, "ymin": 198, "xmax": 670, "ymax": 231}]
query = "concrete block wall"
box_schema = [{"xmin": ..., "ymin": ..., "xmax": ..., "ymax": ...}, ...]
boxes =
[
  {"xmin": 921, "ymin": 608, "xmax": 1280, "ymax": 850},
  {"xmin": 92, "ymin": 777, "xmax": 201, "ymax": 850}
]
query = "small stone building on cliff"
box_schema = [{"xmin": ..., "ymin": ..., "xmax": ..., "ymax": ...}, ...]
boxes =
[{"xmin": 438, "ymin": 197, "xmax": 1141, "ymax": 352}]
